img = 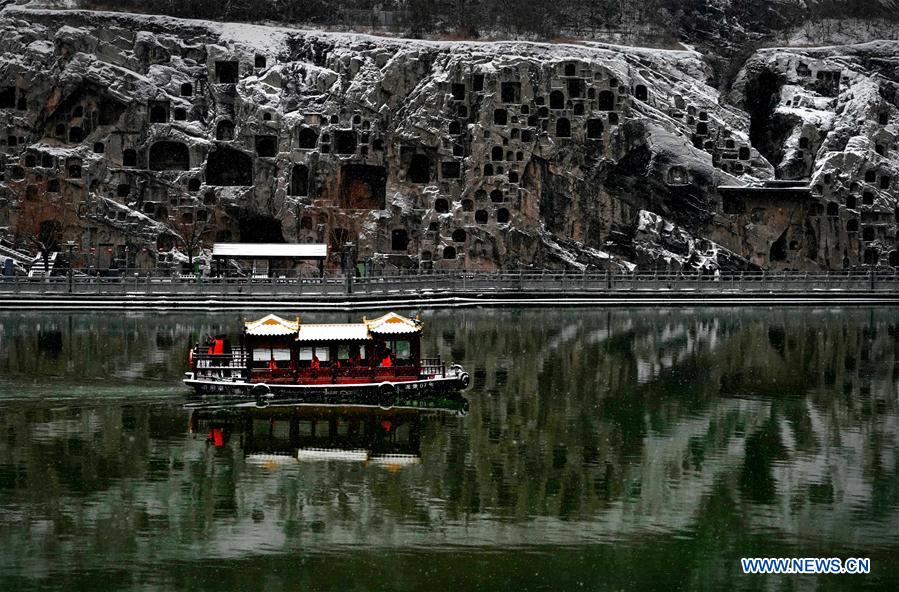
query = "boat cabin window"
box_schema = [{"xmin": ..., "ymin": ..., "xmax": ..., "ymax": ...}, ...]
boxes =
[
  {"xmin": 298, "ymin": 420, "xmax": 314, "ymax": 436},
  {"xmin": 253, "ymin": 348, "xmax": 292, "ymax": 368},
  {"xmin": 385, "ymin": 340, "xmax": 412, "ymax": 361},
  {"xmin": 253, "ymin": 418, "xmax": 290, "ymax": 439},
  {"xmin": 392, "ymin": 422, "xmax": 410, "ymax": 441},
  {"xmin": 272, "ymin": 421, "xmax": 290, "ymax": 439},
  {"xmin": 338, "ymin": 344, "xmax": 367, "ymax": 364},
  {"xmin": 299, "ymin": 346, "xmax": 330, "ymax": 365}
]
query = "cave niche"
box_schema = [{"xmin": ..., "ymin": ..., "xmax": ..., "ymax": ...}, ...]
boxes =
[
  {"xmin": 206, "ymin": 146, "xmax": 253, "ymax": 186},
  {"xmin": 339, "ymin": 164, "xmax": 386, "ymax": 209},
  {"xmin": 149, "ymin": 141, "xmax": 190, "ymax": 171}
]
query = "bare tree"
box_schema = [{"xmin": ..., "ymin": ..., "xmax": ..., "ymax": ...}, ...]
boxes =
[
  {"xmin": 171, "ymin": 206, "xmax": 217, "ymax": 269},
  {"xmin": 10, "ymin": 183, "xmax": 77, "ymax": 276}
]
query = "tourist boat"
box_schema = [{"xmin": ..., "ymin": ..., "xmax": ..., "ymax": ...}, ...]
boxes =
[{"xmin": 184, "ymin": 312, "xmax": 470, "ymax": 406}]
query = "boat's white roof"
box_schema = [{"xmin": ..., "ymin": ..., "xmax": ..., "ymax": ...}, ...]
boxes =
[
  {"xmin": 297, "ymin": 323, "xmax": 369, "ymax": 342},
  {"xmin": 365, "ymin": 312, "xmax": 421, "ymax": 335},
  {"xmin": 243, "ymin": 312, "xmax": 420, "ymax": 340},
  {"xmin": 244, "ymin": 314, "xmax": 300, "ymax": 336}
]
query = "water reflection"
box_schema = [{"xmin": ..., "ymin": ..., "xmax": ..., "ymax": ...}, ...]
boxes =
[
  {"xmin": 190, "ymin": 401, "xmax": 467, "ymax": 466},
  {"xmin": 0, "ymin": 307, "xmax": 898, "ymax": 590}
]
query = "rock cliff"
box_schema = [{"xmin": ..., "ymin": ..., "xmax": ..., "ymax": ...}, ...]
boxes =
[{"xmin": 0, "ymin": 5, "xmax": 896, "ymax": 273}]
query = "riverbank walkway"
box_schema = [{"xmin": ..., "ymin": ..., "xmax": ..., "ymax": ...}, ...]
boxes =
[{"xmin": 2, "ymin": 270, "xmax": 899, "ymax": 309}]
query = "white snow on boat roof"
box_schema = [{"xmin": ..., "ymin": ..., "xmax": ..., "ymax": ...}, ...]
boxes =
[
  {"xmin": 365, "ymin": 312, "xmax": 422, "ymax": 335},
  {"xmin": 212, "ymin": 243, "xmax": 327, "ymax": 259},
  {"xmin": 297, "ymin": 324, "xmax": 370, "ymax": 342},
  {"xmin": 244, "ymin": 314, "xmax": 300, "ymax": 336},
  {"xmin": 243, "ymin": 312, "xmax": 421, "ymax": 340}
]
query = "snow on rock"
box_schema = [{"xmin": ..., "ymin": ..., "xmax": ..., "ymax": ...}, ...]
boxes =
[
  {"xmin": 729, "ymin": 42, "xmax": 899, "ymax": 268},
  {"xmin": 632, "ymin": 210, "xmax": 750, "ymax": 271},
  {"xmin": 0, "ymin": 6, "xmax": 896, "ymax": 273}
]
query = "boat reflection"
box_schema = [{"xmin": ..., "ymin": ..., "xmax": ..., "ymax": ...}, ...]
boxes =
[{"xmin": 188, "ymin": 396, "xmax": 468, "ymax": 467}]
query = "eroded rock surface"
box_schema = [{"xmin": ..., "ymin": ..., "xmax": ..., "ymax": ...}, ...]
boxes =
[{"xmin": 0, "ymin": 6, "xmax": 896, "ymax": 273}]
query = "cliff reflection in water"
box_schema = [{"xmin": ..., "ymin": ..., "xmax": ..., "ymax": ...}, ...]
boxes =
[{"xmin": 0, "ymin": 307, "xmax": 898, "ymax": 590}]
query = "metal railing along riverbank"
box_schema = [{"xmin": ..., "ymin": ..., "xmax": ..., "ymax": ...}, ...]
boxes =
[{"xmin": 1, "ymin": 269, "xmax": 898, "ymax": 298}]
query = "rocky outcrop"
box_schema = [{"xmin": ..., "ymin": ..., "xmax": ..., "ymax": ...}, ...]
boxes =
[
  {"xmin": 0, "ymin": 5, "xmax": 896, "ymax": 273},
  {"xmin": 727, "ymin": 42, "xmax": 899, "ymax": 269}
]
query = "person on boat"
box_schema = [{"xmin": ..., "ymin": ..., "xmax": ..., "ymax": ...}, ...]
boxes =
[
  {"xmin": 381, "ymin": 349, "xmax": 393, "ymax": 367},
  {"xmin": 206, "ymin": 336, "xmax": 224, "ymax": 355},
  {"xmin": 268, "ymin": 354, "xmax": 277, "ymax": 371},
  {"xmin": 349, "ymin": 346, "xmax": 361, "ymax": 367},
  {"xmin": 310, "ymin": 352, "xmax": 320, "ymax": 378}
]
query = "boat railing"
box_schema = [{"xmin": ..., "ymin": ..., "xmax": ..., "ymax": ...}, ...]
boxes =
[
  {"xmin": 246, "ymin": 364, "xmax": 422, "ymax": 384},
  {"xmin": 419, "ymin": 357, "xmax": 446, "ymax": 378},
  {"xmin": 193, "ymin": 349, "xmax": 248, "ymax": 379}
]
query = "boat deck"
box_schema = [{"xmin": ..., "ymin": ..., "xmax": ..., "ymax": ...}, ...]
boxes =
[{"xmin": 193, "ymin": 349, "xmax": 448, "ymax": 386}]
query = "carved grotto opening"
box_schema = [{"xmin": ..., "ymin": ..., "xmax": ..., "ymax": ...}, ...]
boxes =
[
  {"xmin": 408, "ymin": 154, "xmax": 431, "ymax": 184},
  {"xmin": 236, "ymin": 210, "xmax": 284, "ymax": 243},
  {"xmin": 391, "ymin": 229, "xmax": 409, "ymax": 251},
  {"xmin": 149, "ymin": 141, "xmax": 190, "ymax": 171},
  {"xmin": 339, "ymin": 164, "xmax": 386, "ymax": 209},
  {"xmin": 746, "ymin": 68, "xmax": 790, "ymax": 171},
  {"xmin": 289, "ymin": 165, "xmax": 309, "ymax": 196},
  {"xmin": 216, "ymin": 120, "xmax": 235, "ymax": 141},
  {"xmin": 255, "ymin": 135, "xmax": 278, "ymax": 157},
  {"xmin": 215, "ymin": 61, "xmax": 239, "ymax": 84},
  {"xmin": 206, "ymin": 146, "xmax": 253, "ymax": 186},
  {"xmin": 298, "ymin": 127, "xmax": 318, "ymax": 149}
]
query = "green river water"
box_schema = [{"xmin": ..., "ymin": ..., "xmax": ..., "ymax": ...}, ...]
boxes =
[{"xmin": 0, "ymin": 307, "xmax": 897, "ymax": 591}]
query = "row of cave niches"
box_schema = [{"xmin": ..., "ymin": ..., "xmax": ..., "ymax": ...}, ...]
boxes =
[
  {"xmin": 794, "ymin": 63, "xmax": 842, "ymax": 97},
  {"xmin": 814, "ymin": 169, "xmax": 898, "ymax": 263},
  {"xmin": 442, "ymin": 66, "xmax": 627, "ymax": 163},
  {"xmin": 0, "ymin": 152, "xmax": 86, "ymax": 184},
  {"xmin": 215, "ymin": 113, "xmax": 385, "ymax": 157},
  {"xmin": 667, "ymin": 99, "xmax": 754, "ymax": 176}
]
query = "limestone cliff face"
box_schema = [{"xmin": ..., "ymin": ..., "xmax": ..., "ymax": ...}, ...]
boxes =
[
  {"xmin": 727, "ymin": 43, "xmax": 899, "ymax": 269},
  {"xmin": 0, "ymin": 6, "xmax": 896, "ymax": 273}
]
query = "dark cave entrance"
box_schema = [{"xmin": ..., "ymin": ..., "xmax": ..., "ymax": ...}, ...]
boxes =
[
  {"xmin": 206, "ymin": 146, "xmax": 253, "ymax": 186},
  {"xmin": 216, "ymin": 120, "xmax": 235, "ymax": 141},
  {"xmin": 746, "ymin": 69, "xmax": 790, "ymax": 173},
  {"xmin": 215, "ymin": 61, "xmax": 239, "ymax": 84},
  {"xmin": 339, "ymin": 164, "xmax": 386, "ymax": 209},
  {"xmin": 0, "ymin": 87, "xmax": 15, "ymax": 108},
  {"xmin": 255, "ymin": 135, "xmax": 278, "ymax": 157},
  {"xmin": 149, "ymin": 101, "xmax": 169, "ymax": 123},
  {"xmin": 148, "ymin": 141, "xmax": 190, "ymax": 171},
  {"xmin": 549, "ymin": 90, "xmax": 564, "ymax": 110},
  {"xmin": 586, "ymin": 119, "xmax": 603, "ymax": 139},
  {"xmin": 289, "ymin": 165, "xmax": 309, "ymax": 196},
  {"xmin": 769, "ymin": 229, "xmax": 788, "ymax": 262},
  {"xmin": 634, "ymin": 84, "xmax": 647, "ymax": 101},
  {"xmin": 597, "ymin": 91, "xmax": 614, "ymax": 111},
  {"xmin": 298, "ymin": 127, "xmax": 318, "ymax": 149},
  {"xmin": 408, "ymin": 154, "xmax": 431, "ymax": 184},
  {"xmin": 391, "ymin": 229, "xmax": 409, "ymax": 251},
  {"xmin": 236, "ymin": 210, "xmax": 285, "ymax": 243},
  {"xmin": 333, "ymin": 130, "xmax": 357, "ymax": 155}
]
